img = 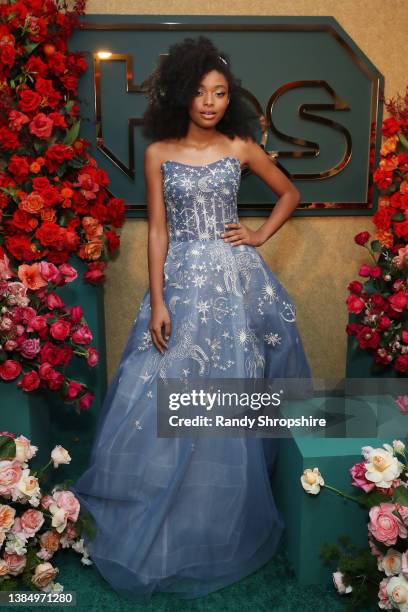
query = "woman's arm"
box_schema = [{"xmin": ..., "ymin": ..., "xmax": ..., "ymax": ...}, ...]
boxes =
[
  {"xmin": 144, "ymin": 143, "xmax": 168, "ymax": 307},
  {"xmin": 144, "ymin": 144, "xmax": 171, "ymax": 353},
  {"xmin": 222, "ymin": 140, "xmax": 301, "ymax": 248}
]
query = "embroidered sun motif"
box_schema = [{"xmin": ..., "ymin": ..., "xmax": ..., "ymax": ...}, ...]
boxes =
[{"xmin": 261, "ymin": 282, "xmax": 279, "ymax": 303}]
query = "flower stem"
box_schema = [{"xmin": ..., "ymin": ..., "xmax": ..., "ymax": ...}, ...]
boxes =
[{"xmin": 324, "ymin": 483, "xmax": 361, "ymax": 504}]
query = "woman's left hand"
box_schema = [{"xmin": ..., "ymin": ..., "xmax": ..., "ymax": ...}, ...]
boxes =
[{"xmin": 221, "ymin": 223, "xmax": 263, "ymax": 247}]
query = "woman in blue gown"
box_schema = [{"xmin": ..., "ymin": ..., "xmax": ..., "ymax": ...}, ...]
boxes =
[{"xmin": 70, "ymin": 35, "xmax": 312, "ymax": 601}]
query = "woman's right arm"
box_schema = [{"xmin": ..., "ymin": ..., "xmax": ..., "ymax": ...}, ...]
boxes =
[{"xmin": 144, "ymin": 143, "xmax": 171, "ymax": 354}]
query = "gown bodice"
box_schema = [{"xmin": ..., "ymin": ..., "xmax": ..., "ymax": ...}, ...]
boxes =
[{"xmin": 161, "ymin": 155, "xmax": 241, "ymax": 242}]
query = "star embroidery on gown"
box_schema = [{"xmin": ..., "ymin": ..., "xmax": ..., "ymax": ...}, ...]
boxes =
[
  {"xmin": 140, "ymin": 372, "xmax": 153, "ymax": 383},
  {"xmin": 264, "ymin": 332, "xmax": 282, "ymax": 346}
]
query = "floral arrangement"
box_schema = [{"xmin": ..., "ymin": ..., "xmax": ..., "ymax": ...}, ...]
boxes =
[
  {"xmin": 0, "ymin": 0, "xmax": 126, "ymax": 407},
  {"xmin": 0, "ymin": 251, "xmax": 97, "ymax": 411},
  {"xmin": 301, "ymin": 435, "xmax": 408, "ymax": 611},
  {"xmin": 346, "ymin": 86, "xmax": 408, "ymax": 375},
  {"xmin": 0, "ymin": 431, "xmax": 94, "ymax": 593}
]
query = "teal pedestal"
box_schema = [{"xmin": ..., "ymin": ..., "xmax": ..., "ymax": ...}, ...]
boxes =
[{"xmin": 273, "ymin": 435, "xmax": 387, "ymax": 585}]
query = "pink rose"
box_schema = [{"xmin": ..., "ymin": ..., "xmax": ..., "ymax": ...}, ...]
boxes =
[
  {"xmin": 3, "ymin": 552, "xmax": 27, "ymax": 576},
  {"xmin": 396, "ymin": 395, "xmax": 408, "ymax": 413},
  {"xmin": 368, "ymin": 503, "xmax": 408, "ymax": 546},
  {"xmin": 350, "ymin": 461, "xmax": 376, "ymax": 492},
  {"xmin": 50, "ymin": 320, "xmax": 71, "ymax": 341},
  {"xmin": 58, "ymin": 264, "xmax": 78, "ymax": 283},
  {"xmin": 20, "ymin": 338, "xmax": 41, "ymax": 359},
  {"xmin": 40, "ymin": 495, "xmax": 53, "ymax": 510},
  {"xmin": 378, "ymin": 577, "xmax": 392, "ymax": 609},
  {"xmin": 39, "ymin": 261, "xmax": 61, "ymax": 283},
  {"xmin": 29, "ymin": 113, "xmax": 54, "ymax": 139},
  {"xmin": 71, "ymin": 324, "xmax": 92, "ymax": 345},
  {"xmin": 0, "ymin": 461, "xmax": 22, "ymax": 495},
  {"xmin": 46, "ymin": 292, "xmax": 65, "ymax": 310},
  {"xmin": 53, "ymin": 491, "xmax": 80, "ymax": 522},
  {"xmin": 20, "ymin": 509, "xmax": 45, "ymax": 536},
  {"xmin": 86, "ymin": 347, "xmax": 98, "ymax": 367},
  {"xmin": 368, "ymin": 534, "xmax": 383, "ymax": 558}
]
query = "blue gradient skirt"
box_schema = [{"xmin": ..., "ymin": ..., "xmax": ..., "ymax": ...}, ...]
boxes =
[{"xmin": 70, "ymin": 240, "xmax": 311, "ymax": 601}]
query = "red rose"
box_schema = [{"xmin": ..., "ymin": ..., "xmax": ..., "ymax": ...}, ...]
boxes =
[
  {"xmin": 8, "ymin": 155, "xmax": 30, "ymax": 181},
  {"xmin": 382, "ymin": 117, "xmax": 400, "ymax": 137},
  {"xmin": 105, "ymin": 230, "xmax": 120, "ymax": 251},
  {"xmin": 402, "ymin": 330, "xmax": 408, "ymax": 344},
  {"xmin": 17, "ymin": 370, "xmax": 41, "ymax": 392},
  {"xmin": 79, "ymin": 392, "xmax": 94, "ymax": 411},
  {"xmin": 370, "ymin": 266, "xmax": 382, "ymax": 278},
  {"xmin": 395, "ymin": 355, "xmax": 408, "ymax": 373},
  {"xmin": 354, "ymin": 231, "xmax": 370, "ymax": 246},
  {"xmin": 1, "ymin": 44, "xmax": 15, "ymax": 68},
  {"xmin": 69, "ymin": 305, "xmax": 83, "ymax": 323},
  {"xmin": 348, "ymin": 280, "xmax": 363, "ymax": 294},
  {"xmin": 377, "ymin": 315, "xmax": 392, "ymax": 330},
  {"xmin": 35, "ymin": 222, "xmax": 63, "ymax": 247},
  {"xmin": 65, "ymin": 380, "xmax": 82, "ymax": 399},
  {"xmin": 346, "ymin": 294, "xmax": 366, "ymax": 314},
  {"xmin": 389, "ymin": 291, "xmax": 408, "ymax": 313},
  {"xmin": 18, "ymin": 88, "xmax": 42, "ymax": 113},
  {"xmin": 346, "ymin": 323, "xmax": 362, "ymax": 336},
  {"xmin": 359, "ymin": 264, "xmax": 371, "ymax": 277},
  {"xmin": 0, "ymin": 359, "xmax": 22, "ymax": 381},
  {"xmin": 357, "ymin": 326, "xmax": 380, "ymax": 349},
  {"xmin": 29, "ymin": 113, "xmax": 53, "ymax": 139},
  {"xmin": 50, "ymin": 320, "xmax": 71, "ymax": 341}
]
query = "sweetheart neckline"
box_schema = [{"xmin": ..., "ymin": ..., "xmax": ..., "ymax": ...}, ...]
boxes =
[{"xmin": 160, "ymin": 155, "xmax": 242, "ymax": 170}]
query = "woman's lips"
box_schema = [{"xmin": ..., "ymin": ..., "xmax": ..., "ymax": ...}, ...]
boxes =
[{"xmin": 201, "ymin": 112, "xmax": 216, "ymax": 118}]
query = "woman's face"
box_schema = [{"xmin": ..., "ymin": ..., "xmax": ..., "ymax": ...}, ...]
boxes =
[{"xmin": 188, "ymin": 69, "xmax": 230, "ymax": 128}]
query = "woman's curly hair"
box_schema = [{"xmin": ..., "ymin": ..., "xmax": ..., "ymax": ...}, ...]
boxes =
[{"xmin": 141, "ymin": 35, "xmax": 258, "ymax": 142}]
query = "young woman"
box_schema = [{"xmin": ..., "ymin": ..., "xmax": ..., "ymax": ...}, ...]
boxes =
[{"xmin": 70, "ymin": 35, "xmax": 312, "ymax": 602}]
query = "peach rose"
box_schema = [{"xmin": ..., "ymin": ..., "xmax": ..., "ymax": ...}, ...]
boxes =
[
  {"xmin": 368, "ymin": 503, "xmax": 408, "ymax": 546},
  {"xmin": 4, "ymin": 552, "xmax": 27, "ymax": 576},
  {"xmin": 300, "ymin": 467, "xmax": 324, "ymax": 495},
  {"xmin": 0, "ymin": 461, "xmax": 22, "ymax": 495},
  {"xmin": 378, "ymin": 549, "xmax": 402, "ymax": 577},
  {"xmin": 31, "ymin": 562, "xmax": 58, "ymax": 588},
  {"xmin": 16, "ymin": 470, "xmax": 41, "ymax": 505},
  {"xmin": 39, "ymin": 530, "xmax": 60, "ymax": 553},
  {"xmin": 0, "ymin": 504, "xmax": 16, "ymax": 532},
  {"xmin": 386, "ymin": 574, "xmax": 408, "ymax": 608},
  {"xmin": 0, "ymin": 559, "xmax": 9, "ymax": 576},
  {"xmin": 49, "ymin": 504, "xmax": 68, "ymax": 534},
  {"xmin": 77, "ymin": 239, "xmax": 103, "ymax": 261},
  {"xmin": 52, "ymin": 491, "xmax": 79, "ymax": 522},
  {"xmin": 20, "ymin": 509, "xmax": 44, "ymax": 536}
]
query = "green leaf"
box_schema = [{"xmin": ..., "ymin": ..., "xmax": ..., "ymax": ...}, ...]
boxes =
[
  {"xmin": 391, "ymin": 212, "xmax": 405, "ymax": 222},
  {"xmin": 356, "ymin": 489, "xmax": 393, "ymax": 508},
  {"xmin": 63, "ymin": 120, "xmax": 81, "ymax": 146},
  {"xmin": 393, "ymin": 485, "xmax": 408, "ymax": 506},
  {"xmin": 370, "ymin": 240, "xmax": 382, "ymax": 253},
  {"xmin": 399, "ymin": 131, "xmax": 408, "ymax": 150},
  {"xmin": 65, "ymin": 100, "xmax": 74, "ymax": 113},
  {"xmin": 24, "ymin": 41, "xmax": 39, "ymax": 55},
  {"xmin": 0, "ymin": 436, "xmax": 16, "ymax": 460}
]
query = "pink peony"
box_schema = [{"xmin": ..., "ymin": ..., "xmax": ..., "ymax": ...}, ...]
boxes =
[
  {"xmin": 368, "ymin": 503, "xmax": 408, "ymax": 546},
  {"xmin": 378, "ymin": 577, "xmax": 392, "ymax": 609},
  {"xmin": 0, "ymin": 461, "xmax": 22, "ymax": 495},
  {"xmin": 350, "ymin": 461, "xmax": 376, "ymax": 492},
  {"xmin": 20, "ymin": 509, "xmax": 45, "ymax": 536},
  {"xmin": 52, "ymin": 491, "xmax": 80, "ymax": 522}
]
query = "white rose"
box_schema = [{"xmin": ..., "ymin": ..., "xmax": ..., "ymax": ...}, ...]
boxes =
[
  {"xmin": 386, "ymin": 574, "xmax": 408, "ymax": 610},
  {"xmin": 393, "ymin": 440, "xmax": 406, "ymax": 455},
  {"xmin": 50, "ymin": 446, "xmax": 71, "ymax": 468},
  {"xmin": 365, "ymin": 448, "xmax": 403, "ymax": 489},
  {"xmin": 379, "ymin": 549, "xmax": 402, "ymax": 576},
  {"xmin": 14, "ymin": 436, "xmax": 38, "ymax": 464},
  {"xmin": 48, "ymin": 503, "xmax": 68, "ymax": 534},
  {"xmin": 361, "ymin": 445, "xmax": 374, "ymax": 460},
  {"xmin": 383, "ymin": 443, "xmax": 394, "ymax": 454},
  {"xmin": 333, "ymin": 570, "xmax": 353, "ymax": 594},
  {"xmin": 300, "ymin": 467, "xmax": 324, "ymax": 495},
  {"xmin": 16, "ymin": 470, "xmax": 41, "ymax": 504}
]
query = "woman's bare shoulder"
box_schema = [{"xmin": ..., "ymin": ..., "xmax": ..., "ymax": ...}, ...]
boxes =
[{"xmin": 144, "ymin": 140, "xmax": 178, "ymax": 165}]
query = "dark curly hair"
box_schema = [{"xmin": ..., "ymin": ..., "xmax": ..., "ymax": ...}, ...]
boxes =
[{"xmin": 141, "ymin": 35, "xmax": 259, "ymax": 142}]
